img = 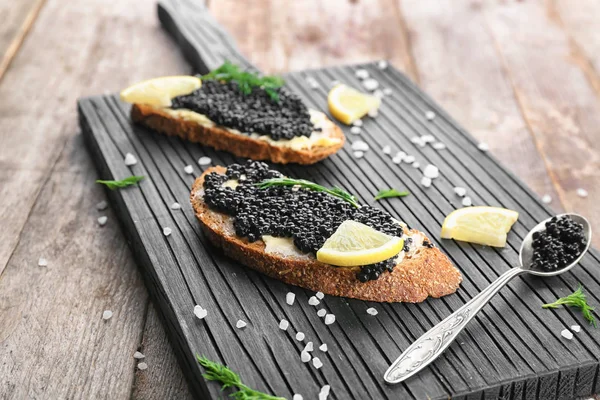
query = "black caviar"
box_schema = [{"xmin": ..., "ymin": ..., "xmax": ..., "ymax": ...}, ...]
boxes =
[
  {"xmin": 171, "ymin": 80, "xmax": 314, "ymax": 141},
  {"xmin": 203, "ymin": 161, "xmax": 421, "ymax": 282},
  {"xmin": 531, "ymin": 215, "xmax": 587, "ymax": 272}
]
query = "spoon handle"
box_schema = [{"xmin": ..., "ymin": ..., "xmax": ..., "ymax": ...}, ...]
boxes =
[{"xmin": 384, "ymin": 267, "xmax": 525, "ymax": 384}]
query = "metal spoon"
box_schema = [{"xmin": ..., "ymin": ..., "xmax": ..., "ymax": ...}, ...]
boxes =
[{"xmin": 384, "ymin": 213, "xmax": 592, "ymax": 384}]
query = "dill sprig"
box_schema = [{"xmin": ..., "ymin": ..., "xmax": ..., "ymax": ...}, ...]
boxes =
[
  {"xmin": 96, "ymin": 175, "xmax": 144, "ymax": 190},
  {"xmin": 542, "ymin": 285, "xmax": 597, "ymax": 327},
  {"xmin": 374, "ymin": 188, "xmax": 410, "ymax": 201},
  {"xmin": 197, "ymin": 355, "xmax": 285, "ymax": 400},
  {"xmin": 202, "ymin": 61, "xmax": 284, "ymax": 102},
  {"xmin": 257, "ymin": 177, "xmax": 360, "ymax": 208}
]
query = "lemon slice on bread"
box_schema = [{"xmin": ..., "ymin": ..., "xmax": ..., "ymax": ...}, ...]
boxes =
[
  {"xmin": 328, "ymin": 84, "xmax": 380, "ymax": 125},
  {"xmin": 120, "ymin": 76, "xmax": 202, "ymax": 107},
  {"xmin": 441, "ymin": 206, "xmax": 519, "ymax": 247},
  {"xmin": 317, "ymin": 220, "xmax": 404, "ymax": 266}
]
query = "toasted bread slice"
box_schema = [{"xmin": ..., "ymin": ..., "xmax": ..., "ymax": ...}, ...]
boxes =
[
  {"xmin": 190, "ymin": 166, "xmax": 462, "ymax": 303},
  {"xmin": 131, "ymin": 104, "xmax": 345, "ymax": 165}
]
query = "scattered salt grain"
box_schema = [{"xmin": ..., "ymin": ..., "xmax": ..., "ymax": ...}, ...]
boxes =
[
  {"xmin": 382, "ymin": 145, "xmax": 392, "ymax": 154},
  {"xmin": 541, "ymin": 195, "xmax": 552, "ymax": 204},
  {"xmin": 236, "ymin": 320, "xmax": 247, "ymax": 329},
  {"xmin": 454, "ymin": 187, "xmax": 467, "ymax": 197},
  {"xmin": 306, "ymin": 76, "xmax": 320, "ymax": 89},
  {"xmin": 137, "ymin": 362, "xmax": 148, "ymax": 370},
  {"xmin": 421, "ymin": 135, "xmax": 435, "ymax": 143},
  {"xmin": 96, "ymin": 200, "xmax": 108, "ymax": 211},
  {"xmin": 279, "ymin": 319, "xmax": 289, "ymax": 330},
  {"xmin": 324, "ymin": 314, "xmax": 336, "ymax": 325},
  {"xmin": 425, "ymin": 111, "xmax": 436, "ymax": 120},
  {"xmin": 423, "ymin": 164, "xmax": 439, "ymax": 179},
  {"xmin": 432, "ymin": 142, "xmax": 446, "ymax": 150},
  {"xmin": 98, "ymin": 216, "xmax": 108, "ymax": 226},
  {"xmin": 308, "ymin": 296, "xmax": 320, "ymax": 306},
  {"xmin": 576, "ymin": 188, "xmax": 588, "ymax": 198},
  {"xmin": 293, "ymin": 395, "xmax": 304, "ymax": 400},
  {"xmin": 368, "ymin": 108, "xmax": 379, "ymax": 118},
  {"xmin": 303, "ymin": 342, "xmax": 314, "ymax": 352},
  {"xmin": 411, "ymin": 136, "xmax": 424, "ymax": 145},
  {"xmin": 133, "ymin": 351, "xmax": 145, "ymax": 359},
  {"xmin": 170, "ymin": 202, "xmax": 182, "ymax": 210},
  {"xmin": 353, "ymin": 151, "xmax": 364, "ymax": 159},
  {"xmin": 561, "ymin": 329, "xmax": 573, "ymax": 340},
  {"xmin": 462, "ymin": 196, "xmax": 473, "ymax": 207},
  {"xmin": 366, "ymin": 307, "xmax": 378, "ymax": 316},
  {"xmin": 102, "ymin": 310, "xmax": 113, "ymax": 320},
  {"xmin": 296, "ymin": 332, "xmax": 305, "ymax": 341},
  {"xmin": 373, "ymin": 90, "xmax": 384, "ymax": 99},
  {"xmin": 124, "ymin": 153, "xmax": 137, "ymax": 166},
  {"xmin": 378, "ymin": 60, "xmax": 388, "ymax": 70},
  {"xmin": 163, "ymin": 227, "xmax": 172, "ymax": 237},
  {"xmin": 312, "ymin": 357, "xmax": 323, "ymax": 369},
  {"xmin": 319, "ymin": 343, "xmax": 328, "ymax": 352},
  {"xmin": 363, "ymin": 78, "xmax": 379, "ymax": 91},
  {"xmin": 317, "ymin": 309, "xmax": 327, "ymax": 317},
  {"xmin": 301, "ymin": 351, "xmax": 311, "ymax": 363},
  {"xmin": 352, "ymin": 119, "xmax": 363, "ymax": 127},
  {"xmin": 392, "ymin": 155, "xmax": 402, "ymax": 164},
  {"xmin": 350, "ymin": 126, "xmax": 362, "ymax": 135},
  {"xmin": 383, "ymin": 88, "xmax": 392, "ymax": 96},
  {"xmin": 404, "ymin": 155, "xmax": 415, "ymax": 164},
  {"xmin": 198, "ymin": 156, "xmax": 212, "ymax": 166},
  {"xmin": 351, "ymin": 140, "xmax": 369, "ymax": 151},
  {"xmin": 315, "ymin": 291, "xmax": 324, "ymax": 300},
  {"xmin": 355, "ymin": 69, "xmax": 369, "ymax": 80},
  {"xmin": 184, "ymin": 165, "xmax": 194, "ymax": 174},
  {"xmin": 412, "ymin": 162, "xmax": 420, "ymax": 169},
  {"xmin": 420, "ymin": 177, "xmax": 432, "ymax": 188},
  {"xmin": 286, "ymin": 292, "xmax": 296, "ymax": 305},
  {"xmin": 38, "ymin": 257, "xmax": 48, "ymax": 267},
  {"xmin": 319, "ymin": 384, "xmax": 331, "ymax": 400},
  {"xmin": 571, "ymin": 325, "xmax": 581, "ymax": 333},
  {"xmin": 194, "ymin": 305, "xmax": 207, "ymax": 320},
  {"xmin": 478, "ymin": 142, "xmax": 489, "ymax": 152}
]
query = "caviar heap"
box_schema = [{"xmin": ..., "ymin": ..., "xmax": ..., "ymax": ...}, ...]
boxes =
[
  {"xmin": 171, "ymin": 81, "xmax": 314, "ymax": 141},
  {"xmin": 203, "ymin": 161, "xmax": 418, "ymax": 282},
  {"xmin": 531, "ymin": 215, "xmax": 587, "ymax": 272}
]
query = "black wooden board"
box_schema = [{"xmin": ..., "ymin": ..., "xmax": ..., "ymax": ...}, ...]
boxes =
[{"xmin": 78, "ymin": 0, "xmax": 600, "ymax": 398}]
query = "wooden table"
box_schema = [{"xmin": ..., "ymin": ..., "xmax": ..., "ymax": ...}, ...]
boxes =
[{"xmin": 1, "ymin": 0, "xmax": 598, "ymax": 398}]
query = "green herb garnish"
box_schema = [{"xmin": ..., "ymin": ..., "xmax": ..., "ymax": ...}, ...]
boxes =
[
  {"xmin": 374, "ymin": 189, "xmax": 410, "ymax": 201},
  {"xmin": 542, "ymin": 285, "xmax": 597, "ymax": 327},
  {"xmin": 197, "ymin": 355, "xmax": 284, "ymax": 400},
  {"xmin": 257, "ymin": 177, "xmax": 360, "ymax": 208},
  {"xmin": 202, "ymin": 61, "xmax": 285, "ymax": 102},
  {"xmin": 96, "ymin": 176, "xmax": 144, "ymax": 190}
]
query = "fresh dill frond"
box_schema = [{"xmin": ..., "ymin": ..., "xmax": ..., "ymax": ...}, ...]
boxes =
[
  {"xmin": 542, "ymin": 285, "xmax": 597, "ymax": 327},
  {"xmin": 96, "ymin": 175, "xmax": 144, "ymax": 190},
  {"xmin": 202, "ymin": 61, "xmax": 285, "ymax": 102},
  {"xmin": 374, "ymin": 188, "xmax": 410, "ymax": 201},
  {"xmin": 197, "ymin": 355, "xmax": 285, "ymax": 399},
  {"xmin": 256, "ymin": 177, "xmax": 360, "ymax": 208}
]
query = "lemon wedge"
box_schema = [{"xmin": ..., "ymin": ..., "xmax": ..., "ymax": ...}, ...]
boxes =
[
  {"xmin": 327, "ymin": 84, "xmax": 381, "ymax": 125},
  {"xmin": 316, "ymin": 220, "xmax": 404, "ymax": 267},
  {"xmin": 441, "ymin": 206, "xmax": 519, "ymax": 247},
  {"xmin": 120, "ymin": 76, "xmax": 202, "ymax": 108}
]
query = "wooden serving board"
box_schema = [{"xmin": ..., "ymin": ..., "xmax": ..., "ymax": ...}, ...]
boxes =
[{"xmin": 78, "ymin": 0, "xmax": 600, "ymax": 398}]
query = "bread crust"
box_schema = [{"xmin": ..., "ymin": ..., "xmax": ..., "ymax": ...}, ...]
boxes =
[
  {"xmin": 131, "ymin": 104, "xmax": 345, "ymax": 165},
  {"xmin": 190, "ymin": 167, "xmax": 462, "ymax": 303}
]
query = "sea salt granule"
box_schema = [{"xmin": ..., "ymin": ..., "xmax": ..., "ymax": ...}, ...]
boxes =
[
  {"xmin": 38, "ymin": 257, "xmax": 48, "ymax": 267},
  {"xmin": 293, "ymin": 394, "xmax": 304, "ymax": 400},
  {"xmin": 133, "ymin": 351, "xmax": 145, "ymax": 359},
  {"xmin": 194, "ymin": 305, "xmax": 207, "ymax": 319},
  {"xmin": 286, "ymin": 292, "xmax": 296, "ymax": 305},
  {"xmin": 198, "ymin": 156, "xmax": 212, "ymax": 166},
  {"xmin": 561, "ymin": 329, "xmax": 573, "ymax": 340},
  {"xmin": 324, "ymin": 314, "xmax": 336, "ymax": 325},
  {"xmin": 306, "ymin": 76, "xmax": 320, "ymax": 89},
  {"xmin": 315, "ymin": 291, "xmax": 324, "ymax": 300},
  {"xmin": 423, "ymin": 164, "xmax": 439, "ymax": 179},
  {"xmin": 351, "ymin": 140, "xmax": 369, "ymax": 151},
  {"xmin": 382, "ymin": 145, "xmax": 392, "ymax": 154},
  {"xmin": 96, "ymin": 200, "xmax": 108, "ymax": 211},
  {"xmin": 363, "ymin": 78, "xmax": 379, "ymax": 91},
  {"xmin": 571, "ymin": 325, "xmax": 581, "ymax": 333},
  {"xmin": 368, "ymin": 108, "xmax": 379, "ymax": 118},
  {"xmin": 432, "ymin": 142, "xmax": 446, "ymax": 150},
  {"xmin": 404, "ymin": 155, "xmax": 415, "ymax": 164},
  {"xmin": 102, "ymin": 310, "xmax": 113, "ymax": 320},
  {"xmin": 478, "ymin": 142, "xmax": 489, "ymax": 152},
  {"xmin": 411, "ymin": 136, "xmax": 424, "ymax": 145},
  {"xmin": 98, "ymin": 216, "xmax": 108, "ymax": 226},
  {"xmin": 462, "ymin": 196, "xmax": 473, "ymax": 207},
  {"xmin": 303, "ymin": 342, "xmax": 314, "ymax": 352},
  {"xmin": 296, "ymin": 332, "xmax": 305, "ymax": 341},
  {"xmin": 366, "ymin": 307, "xmax": 378, "ymax": 316},
  {"xmin": 319, "ymin": 384, "xmax": 331, "ymax": 400},
  {"xmin": 378, "ymin": 60, "xmax": 388, "ymax": 70},
  {"xmin": 236, "ymin": 320, "xmax": 247, "ymax": 329},
  {"xmin": 319, "ymin": 343, "xmax": 328, "ymax": 352},
  {"xmin": 355, "ymin": 69, "xmax": 369, "ymax": 80},
  {"xmin": 163, "ymin": 227, "xmax": 172, "ymax": 237},
  {"xmin": 124, "ymin": 153, "xmax": 137, "ymax": 166},
  {"xmin": 170, "ymin": 202, "xmax": 182, "ymax": 210},
  {"xmin": 392, "ymin": 155, "xmax": 402, "ymax": 164},
  {"xmin": 137, "ymin": 362, "xmax": 148, "ymax": 370},
  {"xmin": 373, "ymin": 90, "xmax": 384, "ymax": 99},
  {"xmin": 454, "ymin": 187, "xmax": 467, "ymax": 197},
  {"xmin": 541, "ymin": 195, "xmax": 552, "ymax": 204},
  {"xmin": 425, "ymin": 111, "xmax": 436, "ymax": 120},
  {"xmin": 317, "ymin": 309, "xmax": 327, "ymax": 317},
  {"xmin": 383, "ymin": 88, "xmax": 392, "ymax": 96},
  {"xmin": 350, "ymin": 126, "xmax": 361, "ymax": 135},
  {"xmin": 279, "ymin": 319, "xmax": 289, "ymax": 330},
  {"xmin": 301, "ymin": 351, "xmax": 311, "ymax": 363},
  {"xmin": 576, "ymin": 188, "xmax": 588, "ymax": 198},
  {"xmin": 421, "ymin": 135, "xmax": 435, "ymax": 143},
  {"xmin": 312, "ymin": 357, "xmax": 323, "ymax": 369},
  {"xmin": 421, "ymin": 177, "xmax": 432, "ymax": 188},
  {"xmin": 353, "ymin": 151, "xmax": 365, "ymax": 159},
  {"xmin": 352, "ymin": 119, "xmax": 363, "ymax": 127},
  {"xmin": 308, "ymin": 296, "xmax": 320, "ymax": 306},
  {"xmin": 184, "ymin": 165, "xmax": 194, "ymax": 174},
  {"xmin": 412, "ymin": 162, "xmax": 420, "ymax": 169}
]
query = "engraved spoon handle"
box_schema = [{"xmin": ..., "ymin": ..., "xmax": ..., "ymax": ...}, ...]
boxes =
[{"xmin": 384, "ymin": 267, "xmax": 525, "ymax": 384}]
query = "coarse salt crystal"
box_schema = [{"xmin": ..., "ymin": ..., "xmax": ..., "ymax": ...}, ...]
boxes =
[
  {"xmin": 96, "ymin": 200, "xmax": 108, "ymax": 211},
  {"xmin": 378, "ymin": 60, "xmax": 388, "ymax": 69},
  {"xmin": 351, "ymin": 140, "xmax": 369, "ymax": 151},
  {"xmin": 124, "ymin": 153, "xmax": 137, "ymax": 166},
  {"xmin": 571, "ymin": 325, "xmax": 581, "ymax": 333},
  {"xmin": 462, "ymin": 196, "xmax": 473, "ymax": 207},
  {"xmin": 366, "ymin": 307, "xmax": 378, "ymax": 316},
  {"xmin": 425, "ymin": 111, "xmax": 436, "ymax": 120},
  {"xmin": 352, "ymin": 119, "xmax": 363, "ymax": 127},
  {"xmin": 300, "ymin": 351, "xmax": 311, "ymax": 363},
  {"xmin": 315, "ymin": 291, "xmax": 324, "ymax": 300},
  {"xmin": 404, "ymin": 155, "xmax": 415, "ymax": 164},
  {"xmin": 382, "ymin": 145, "xmax": 392, "ymax": 154},
  {"xmin": 184, "ymin": 165, "xmax": 194, "ymax": 174},
  {"xmin": 368, "ymin": 108, "xmax": 379, "ymax": 118},
  {"xmin": 373, "ymin": 90, "xmax": 384, "ymax": 99},
  {"xmin": 561, "ymin": 329, "xmax": 573, "ymax": 340},
  {"xmin": 355, "ymin": 69, "xmax": 369, "ymax": 80},
  {"xmin": 170, "ymin": 202, "xmax": 182, "ymax": 210},
  {"xmin": 421, "ymin": 135, "xmax": 435, "ymax": 143},
  {"xmin": 317, "ymin": 309, "xmax": 327, "ymax": 317},
  {"xmin": 412, "ymin": 162, "xmax": 420, "ymax": 169},
  {"xmin": 353, "ymin": 151, "xmax": 364, "ymax": 159},
  {"xmin": 576, "ymin": 188, "xmax": 588, "ymax": 198},
  {"xmin": 478, "ymin": 142, "xmax": 489, "ymax": 151},
  {"xmin": 102, "ymin": 310, "xmax": 113, "ymax": 320},
  {"xmin": 137, "ymin": 362, "xmax": 148, "ymax": 370},
  {"xmin": 363, "ymin": 78, "xmax": 379, "ymax": 91},
  {"xmin": 324, "ymin": 314, "xmax": 336, "ymax": 325},
  {"xmin": 432, "ymin": 142, "xmax": 446, "ymax": 150},
  {"xmin": 319, "ymin": 343, "xmax": 328, "ymax": 352},
  {"xmin": 279, "ymin": 319, "xmax": 289, "ymax": 330},
  {"xmin": 319, "ymin": 384, "xmax": 331, "ymax": 400},
  {"xmin": 286, "ymin": 292, "xmax": 296, "ymax": 305},
  {"xmin": 236, "ymin": 320, "xmax": 247, "ymax": 329},
  {"xmin": 410, "ymin": 136, "xmax": 423, "ymax": 145},
  {"xmin": 194, "ymin": 305, "xmax": 207, "ymax": 320},
  {"xmin": 296, "ymin": 332, "xmax": 305, "ymax": 341},
  {"xmin": 198, "ymin": 156, "xmax": 212, "ymax": 166},
  {"xmin": 312, "ymin": 357, "xmax": 323, "ymax": 369},
  {"xmin": 98, "ymin": 216, "xmax": 108, "ymax": 226},
  {"xmin": 421, "ymin": 177, "xmax": 432, "ymax": 188},
  {"xmin": 392, "ymin": 156, "xmax": 402, "ymax": 164},
  {"xmin": 306, "ymin": 76, "xmax": 319, "ymax": 89},
  {"xmin": 133, "ymin": 351, "xmax": 145, "ymax": 359},
  {"xmin": 308, "ymin": 296, "xmax": 320, "ymax": 306},
  {"xmin": 383, "ymin": 88, "xmax": 392, "ymax": 96},
  {"xmin": 350, "ymin": 126, "xmax": 361, "ymax": 135},
  {"xmin": 541, "ymin": 195, "xmax": 552, "ymax": 204},
  {"xmin": 293, "ymin": 395, "xmax": 304, "ymax": 400},
  {"xmin": 423, "ymin": 164, "xmax": 439, "ymax": 179},
  {"xmin": 163, "ymin": 227, "xmax": 172, "ymax": 237},
  {"xmin": 303, "ymin": 342, "xmax": 314, "ymax": 352},
  {"xmin": 454, "ymin": 187, "xmax": 467, "ymax": 197},
  {"xmin": 38, "ymin": 257, "xmax": 48, "ymax": 267}
]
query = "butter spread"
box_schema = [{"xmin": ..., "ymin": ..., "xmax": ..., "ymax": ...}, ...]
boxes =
[{"xmin": 262, "ymin": 235, "xmax": 308, "ymax": 258}]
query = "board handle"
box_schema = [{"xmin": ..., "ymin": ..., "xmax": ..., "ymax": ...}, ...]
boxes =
[{"xmin": 157, "ymin": 0, "xmax": 257, "ymax": 74}]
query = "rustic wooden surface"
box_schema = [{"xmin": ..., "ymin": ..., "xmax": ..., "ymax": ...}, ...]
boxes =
[{"xmin": 0, "ymin": 0, "xmax": 598, "ymax": 398}]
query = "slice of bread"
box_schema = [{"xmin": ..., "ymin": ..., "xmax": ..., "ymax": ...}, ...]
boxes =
[
  {"xmin": 131, "ymin": 104, "xmax": 345, "ymax": 165},
  {"xmin": 190, "ymin": 166, "xmax": 462, "ymax": 303}
]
